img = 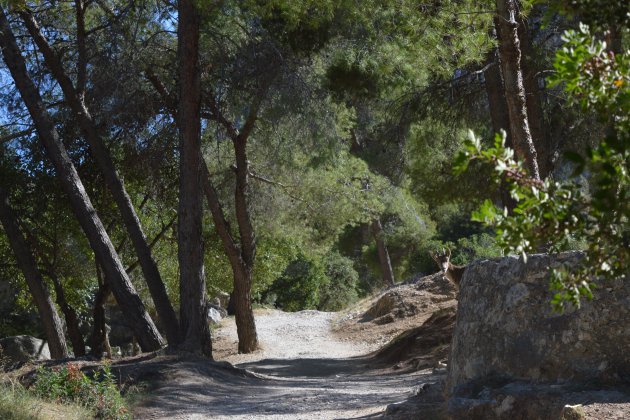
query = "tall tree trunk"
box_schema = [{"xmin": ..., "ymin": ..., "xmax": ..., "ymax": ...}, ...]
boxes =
[
  {"xmin": 232, "ymin": 138, "xmax": 258, "ymax": 353},
  {"xmin": 484, "ymin": 48, "xmax": 517, "ymax": 211},
  {"xmin": 371, "ymin": 218, "xmax": 395, "ymax": 287},
  {"xmin": 177, "ymin": 0, "xmax": 212, "ymax": 357},
  {"xmin": 0, "ymin": 8, "xmax": 164, "ymax": 352},
  {"xmin": 90, "ymin": 263, "xmax": 112, "ymax": 358},
  {"xmin": 518, "ymin": 18, "xmax": 551, "ymax": 178},
  {"xmin": 484, "ymin": 48, "xmax": 512, "ymax": 144},
  {"xmin": 19, "ymin": 9, "xmax": 180, "ymax": 347},
  {"xmin": 48, "ymin": 273, "xmax": 85, "ymax": 356},
  {"xmin": 494, "ymin": 1, "xmax": 540, "ymax": 180},
  {"xmin": 0, "ymin": 187, "xmax": 68, "ymax": 359}
]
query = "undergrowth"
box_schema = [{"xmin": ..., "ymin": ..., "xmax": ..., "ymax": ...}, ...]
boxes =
[
  {"xmin": 32, "ymin": 363, "xmax": 131, "ymax": 420},
  {"xmin": 0, "ymin": 379, "xmax": 90, "ymax": 420}
]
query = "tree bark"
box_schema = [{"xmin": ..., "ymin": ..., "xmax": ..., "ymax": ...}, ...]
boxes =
[
  {"xmin": 484, "ymin": 48, "xmax": 512, "ymax": 145},
  {"xmin": 202, "ymin": 162, "xmax": 258, "ymax": 353},
  {"xmin": 494, "ymin": 1, "xmax": 540, "ymax": 180},
  {"xmin": 48, "ymin": 272, "xmax": 85, "ymax": 356},
  {"xmin": 484, "ymin": 48, "xmax": 517, "ymax": 211},
  {"xmin": 370, "ymin": 218, "xmax": 395, "ymax": 287},
  {"xmin": 19, "ymin": 9, "xmax": 181, "ymax": 347},
  {"xmin": 90, "ymin": 263, "xmax": 112, "ymax": 358},
  {"xmin": 0, "ymin": 8, "xmax": 164, "ymax": 352},
  {"xmin": 518, "ymin": 18, "xmax": 551, "ymax": 178},
  {"xmin": 201, "ymin": 166, "xmax": 257, "ymax": 353},
  {"xmin": 0, "ymin": 186, "xmax": 69, "ymax": 359},
  {"xmin": 177, "ymin": 0, "xmax": 212, "ymax": 357},
  {"xmin": 232, "ymin": 137, "xmax": 259, "ymax": 353}
]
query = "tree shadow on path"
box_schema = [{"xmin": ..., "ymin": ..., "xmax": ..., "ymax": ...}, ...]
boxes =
[{"xmin": 129, "ymin": 354, "xmax": 428, "ymax": 419}]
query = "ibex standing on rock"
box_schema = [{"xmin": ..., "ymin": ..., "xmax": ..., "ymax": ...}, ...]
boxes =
[{"xmin": 431, "ymin": 248, "xmax": 465, "ymax": 289}]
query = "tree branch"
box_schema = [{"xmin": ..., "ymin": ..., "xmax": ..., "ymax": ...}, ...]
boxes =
[
  {"xmin": 126, "ymin": 215, "xmax": 176, "ymax": 274},
  {"xmin": 248, "ymin": 170, "xmax": 313, "ymax": 210},
  {"xmin": 74, "ymin": 0, "xmax": 87, "ymax": 100},
  {"xmin": 0, "ymin": 128, "xmax": 33, "ymax": 144}
]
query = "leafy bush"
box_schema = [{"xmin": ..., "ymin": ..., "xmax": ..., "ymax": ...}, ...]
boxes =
[
  {"xmin": 268, "ymin": 254, "xmax": 327, "ymax": 311},
  {"xmin": 318, "ymin": 252, "xmax": 360, "ymax": 311},
  {"xmin": 33, "ymin": 363, "xmax": 130, "ymax": 420},
  {"xmin": 452, "ymin": 233, "xmax": 503, "ymax": 265}
]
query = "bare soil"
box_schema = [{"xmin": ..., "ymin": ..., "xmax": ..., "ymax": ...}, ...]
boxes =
[{"xmin": 133, "ymin": 308, "xmax": 437, "ymax": 420}]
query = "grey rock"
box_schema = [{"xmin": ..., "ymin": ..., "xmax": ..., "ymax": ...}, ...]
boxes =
[
  {"xmin": 447, "ymin": 252, "xmax": 630, "ymax": 396},
  {"xmin": 445, "ymin": 381, "xmax": 625, "ymax": 420},
  {"xmin": 208, "ymin": 307, "xmax": 225, "ymax": 325},
  {"xmin": 0, "ymin": 335, "xmax": 50, "ymax": 365}
]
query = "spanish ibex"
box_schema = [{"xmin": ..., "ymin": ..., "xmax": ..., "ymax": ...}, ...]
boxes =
[{"xmin": 431, "ymin": 248, "xmax": 465, "ymax": 289}]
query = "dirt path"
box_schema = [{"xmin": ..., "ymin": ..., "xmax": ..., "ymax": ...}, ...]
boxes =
[{"xmin": 134, "ymin": 309, "xmax": 433, "ymax": 419}]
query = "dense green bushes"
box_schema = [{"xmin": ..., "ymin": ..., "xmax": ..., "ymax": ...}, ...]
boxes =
[{"xmin": 266, "ymin": 251, "xmax": 361, "ymax": 312}]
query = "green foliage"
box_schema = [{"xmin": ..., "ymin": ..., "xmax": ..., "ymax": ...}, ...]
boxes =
[
  {"xmin": 450, "ymin": 233, "xmax": 503, "ymax": 265},
  {"xmin": 318, "ymin": 251, "xmax": 359, "ymax": 311},
  {"xmin": 456, "ymin": 25, "xmax": 629, "ymax": 310},
  {"xmin": 33, "ymin": 363, "xmax": 130, "ymax": 420},
  {"xmin": 549, "ymin": 24, "xmax": 629, "ymax": 132},
  {"xmin": 267, "ymin": 253, "xmax": 327, "ymax": 312}
]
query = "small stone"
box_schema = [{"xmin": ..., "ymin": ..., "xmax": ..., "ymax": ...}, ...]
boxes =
[{"xmin": 561, "ymin": 404, "xmax": 585, "ymax": 420}]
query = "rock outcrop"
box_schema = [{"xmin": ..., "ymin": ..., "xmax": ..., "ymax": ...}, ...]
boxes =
[
  {"xmin": 0, "ymin": 335, "xmax": 50, "ymax": 365},
  {"xmin": 446, "ymin": 251, "xmax": 630, "ymax": 418}
]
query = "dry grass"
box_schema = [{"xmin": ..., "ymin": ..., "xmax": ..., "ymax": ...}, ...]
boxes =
[{"xmin": 0, "ymin": 379, "xmax": 91, "ymax": 420}]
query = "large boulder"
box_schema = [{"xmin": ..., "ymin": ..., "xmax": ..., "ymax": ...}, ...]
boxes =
[
  {"xmin": 0, "ymin": 335, "xmax": 50, "ymax": 365},
  {"xmin": 446, "ymin": 251, "xmax": 630, "ymax": 415}
]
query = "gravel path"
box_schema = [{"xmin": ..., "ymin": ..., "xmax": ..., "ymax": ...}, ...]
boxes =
[
  {"xmin": 135, "ymin": 309, "xmax": 431, "ymax": 419},
  {"xmin": 213, "ymin": 309, "xmax": 377, "ymax": 363}
]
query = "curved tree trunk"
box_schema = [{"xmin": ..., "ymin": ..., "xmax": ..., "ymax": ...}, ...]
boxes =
[
  {"xmin": 0, "ymin": 8, "xmax": 164, "ymax": 352},
  {"xmin": 177, "ymin": 0, "xmax": 212, "ymax": 357},
  {"xmin": 0, "ymin": 187, "xmax": 69, "ymax": 359},
  {"xmin": 19, "ymin": 9, "xmax": 180, "ymax": 347},
  {"xmin": 201, "ymin": 165, "xmax": 258, "ymax": 353},
  {"xmin": 371, "ymin": 218, "xmax": 395, "ymax": 287},
  {"xmin": 494, "ymin": 1, "xmax": 540, "ymax": 180}
]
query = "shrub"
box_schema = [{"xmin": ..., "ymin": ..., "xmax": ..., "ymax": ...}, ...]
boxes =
[
  {"xmin": 33, "ymin": 363, "xmax": 130, "ymax": 420},
  {"xmin": 269, "ymin": 253, "xmax": 327, "ymax": 311},
  {"xmin": 318, "ymin": 252, "xmax": 360, "ymax": 311}
]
